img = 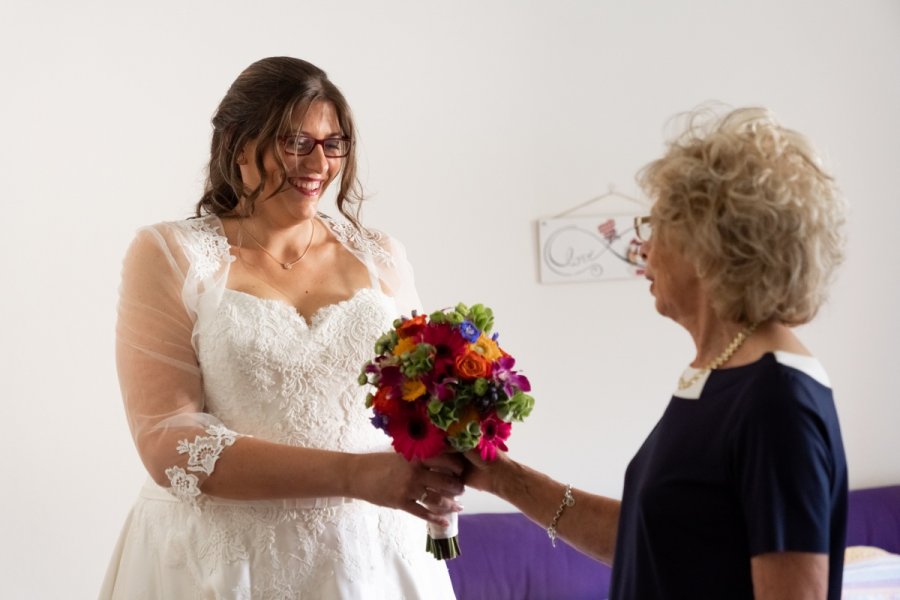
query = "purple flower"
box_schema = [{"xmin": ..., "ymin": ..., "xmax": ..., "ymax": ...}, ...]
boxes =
[
  {"xmin": 493, "ymin": 355, "xmax": 532, "ymax": 396},
  {"xmin": 458, "ymin": 320, "xmax": 480, "ymax": 343},
  {"xmin": 429, "ymin": 379, "xmax": 458, "ymax": 402},
  {"xmin": 370, "ymin": 412, "xmax": 390, "ymax": 432}
]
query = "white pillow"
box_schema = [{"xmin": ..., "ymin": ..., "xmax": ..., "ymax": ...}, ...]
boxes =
[{"xmin": 843, "ymin": 546, "xmax": 900, "ymax": 599}]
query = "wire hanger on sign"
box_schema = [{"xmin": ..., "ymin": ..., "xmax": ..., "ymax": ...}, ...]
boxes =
[{"xmin": 552, "ymin": 183, "xmax": 648, "ymax": 219}]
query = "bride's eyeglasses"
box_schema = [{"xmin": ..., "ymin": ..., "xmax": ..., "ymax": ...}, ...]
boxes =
[
  {"xmin": 279, "ymin": 135, "xmax": 352, "ymax": 158},
  {"xmin": 634, "ymin": 216, "xmax": 652, "ymax": 242}
]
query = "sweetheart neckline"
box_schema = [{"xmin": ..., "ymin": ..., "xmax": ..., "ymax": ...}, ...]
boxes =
[{"xmin": 222, "ymin": 287, "xmax": 390, "ymax": 328}]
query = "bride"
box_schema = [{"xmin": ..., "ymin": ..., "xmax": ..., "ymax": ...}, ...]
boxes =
[{"xmin": 100, "ymin": 57, "xmax": 462, "ymax": 599}]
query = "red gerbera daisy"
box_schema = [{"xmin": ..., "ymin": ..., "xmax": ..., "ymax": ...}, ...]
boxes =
[
  {"xmin": 387, "ymin": 405, "xmax": 447, "ymax": 461},
  {"xmin": 421, "ymin": 323, "xmax": 468, "ymax": 375}
]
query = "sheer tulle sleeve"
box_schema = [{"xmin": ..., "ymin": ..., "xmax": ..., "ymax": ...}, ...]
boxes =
[
  {"xmin": 370, "ymin": 231, "xmax": 423, "ymax": 317},
  {"xmin": 116, "ymin": 221, "xmax": 239, "ymax": 508}
]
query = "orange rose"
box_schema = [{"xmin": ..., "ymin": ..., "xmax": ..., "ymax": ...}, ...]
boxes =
[{"xmin": 455, "ymin": 350, "xmax": 492, "ymax": 379}]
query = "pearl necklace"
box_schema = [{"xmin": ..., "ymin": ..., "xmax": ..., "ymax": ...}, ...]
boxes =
[
  {"xmin": 240, "ymin": 219, "xmax": 316, "ymax": 270},
  {"xmin": 677, "ymin": 323, "xmax": 758, "ymax": 390}
]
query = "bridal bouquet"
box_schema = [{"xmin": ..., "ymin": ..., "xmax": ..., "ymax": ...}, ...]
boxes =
[{"xmin": 359, "ymin": 303, "xmax": 535, "ymax": 560}]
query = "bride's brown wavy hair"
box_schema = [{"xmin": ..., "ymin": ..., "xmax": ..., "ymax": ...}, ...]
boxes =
[{"xmin": 195, "ymin": 57, "xmax": 364, "ymax": 228}]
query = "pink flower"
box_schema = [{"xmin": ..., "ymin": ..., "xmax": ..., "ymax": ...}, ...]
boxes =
[{"xmin": 477, "ymin": 412, "xmax": 511, "ymax": 461}]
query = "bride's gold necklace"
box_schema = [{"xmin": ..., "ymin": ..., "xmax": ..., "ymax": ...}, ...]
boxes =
[
  {"xmin": 239, "ymin": 219, "xmax": 316, "ymax": 270},
  {"xmin": 678, "ymin": 323, "xmax": 758, "ymax": 390}
]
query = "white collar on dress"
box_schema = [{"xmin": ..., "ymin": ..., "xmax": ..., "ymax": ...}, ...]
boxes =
[{"xmin": 672, "ymin": 351, "xmax": 830, "ymax": 400}]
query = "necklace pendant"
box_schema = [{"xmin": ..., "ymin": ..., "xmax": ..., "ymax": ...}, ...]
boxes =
[{"xmin": 281, "ymin": 263, "xmax": 293, "ymax": 270}]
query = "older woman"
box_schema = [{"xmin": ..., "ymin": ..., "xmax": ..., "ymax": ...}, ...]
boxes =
[{"xmin": 465, "ymin": 107, "xmax": 847, "ymax": 599}]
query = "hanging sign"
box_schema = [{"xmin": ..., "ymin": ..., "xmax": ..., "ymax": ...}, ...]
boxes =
[{"xmin": 538, "ymin": 214, "xmax": 646, "ymax": 283}]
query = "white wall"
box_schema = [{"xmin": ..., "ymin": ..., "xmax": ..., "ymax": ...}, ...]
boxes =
[{"xmin": 2, "ymin": 0, "xmax": 898, "ymax": 596}]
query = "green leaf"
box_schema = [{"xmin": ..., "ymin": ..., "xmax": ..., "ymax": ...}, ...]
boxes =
[
  {"xmin": 428, "ymin": 398, "xmax": 459, "ymax": 430},
  {"xmin": 400, "ymin": 343, "xmax": 435, "ymax": 377},
  {"xmin": 467, "ymin": 303, "xmax": 495, "ymax": 333},
  {"xmin": 496, "ymin": 391, "xmax": 535, "ymax": 422},
  {"xmin": 447, "ymin": 422, "xmax": 481, "ymax": 453},
  {"xmin": 374, "ymin": 330, "xmax": 398, "ymax": 355},
  {"xmin": 452, "ymin": 384, "xmax": 474, "ymax": 405}
]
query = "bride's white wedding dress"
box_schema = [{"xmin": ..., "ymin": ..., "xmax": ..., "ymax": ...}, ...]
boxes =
[{"xmin": 100, "ymin": 215, "xmax": 456, "ymax": 599}]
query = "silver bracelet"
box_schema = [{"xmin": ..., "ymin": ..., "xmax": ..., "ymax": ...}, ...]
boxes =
[{"xmin": 547, "ymin": 484, "xmax": 575, "ymax": 547}]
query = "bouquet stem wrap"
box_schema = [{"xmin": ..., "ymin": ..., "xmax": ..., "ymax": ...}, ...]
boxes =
[{"xmin": 426, "ymin": 511, "xmax": 460, "ymax": 560}]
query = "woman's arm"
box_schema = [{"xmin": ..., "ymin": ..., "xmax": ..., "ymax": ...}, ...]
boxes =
[
  {"xmin": 751, "ymin": 552, "xmax": 828, "ymax": 600},
  {"xmin": 465, "ymin": 452, "xmax": 620, "ymax": 564},
  {"xmin": 198, "ymin": 439, "xmax": 463, "ymax": 525}
]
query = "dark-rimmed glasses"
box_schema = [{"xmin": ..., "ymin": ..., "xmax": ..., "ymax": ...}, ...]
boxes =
[
  {"xmin": 279, "ymin": 135, "xmax": 352, "ymax": 158},
  {"xmin": 634, "ymin": 216, "xmax": 652, "ymax": 242}
]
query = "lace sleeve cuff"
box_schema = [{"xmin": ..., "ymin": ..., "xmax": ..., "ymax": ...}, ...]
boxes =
[{"xmin": 164, "ymin": 424, "xmax": 240, "ymax": 507}]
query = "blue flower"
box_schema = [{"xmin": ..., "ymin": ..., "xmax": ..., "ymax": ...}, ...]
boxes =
[
  {"xmin": 370, "ymin": 413, "xmax": 390, "ymax": 432},
  {"xmin": 459, "ymin": 320, "xmax": 480, "ymax": 343}
]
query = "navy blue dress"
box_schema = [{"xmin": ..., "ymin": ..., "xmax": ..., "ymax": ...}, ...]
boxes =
[{"xmin": 609, "ymin": 352, "xmax": 847, "ymax": 599}]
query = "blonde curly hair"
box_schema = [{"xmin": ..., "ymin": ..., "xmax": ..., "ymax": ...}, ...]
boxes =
[{"xmin": 638, "ymin": 106, "xmax": 845, "ymax": 326}]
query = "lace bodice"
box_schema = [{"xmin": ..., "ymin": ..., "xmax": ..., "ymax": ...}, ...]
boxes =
[
  {"xmin": 199, "ymin": 287, "xmax": 396, "ymax": 452},
  {"xmin": 115, "ymin": 214, "xmax": 422, "ymax": 506}
]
